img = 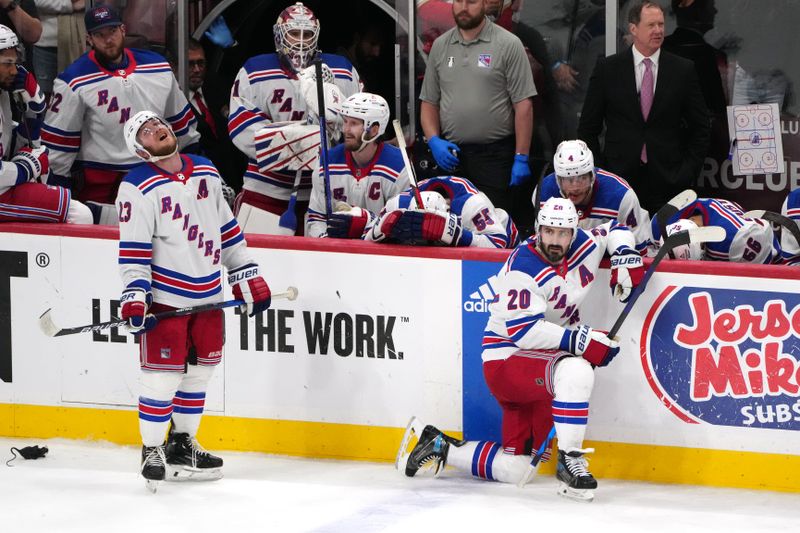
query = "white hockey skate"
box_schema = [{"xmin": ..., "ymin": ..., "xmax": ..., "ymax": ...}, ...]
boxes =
[{"xmin": 556, "ymin": 448, "xmax": 597, "ymax": 502}]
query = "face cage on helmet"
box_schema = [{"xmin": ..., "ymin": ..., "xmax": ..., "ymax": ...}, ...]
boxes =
[{"xmin": 274, "ymin": 22, "xmax": 319, "ymax": 71}]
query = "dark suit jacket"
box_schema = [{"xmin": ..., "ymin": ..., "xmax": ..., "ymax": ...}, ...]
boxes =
[
  {"xmin": 578, "ymin": 47, "xmax": 710, "ymax": 207},
  {"xmin": 190, "ymin": 81, "xmax": 247, "ymax": 191}
]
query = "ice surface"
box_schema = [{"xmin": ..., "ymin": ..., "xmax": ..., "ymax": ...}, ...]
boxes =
[{"xmin": 2, "ymin": 437, "xmax": 797, "ymax": 533}]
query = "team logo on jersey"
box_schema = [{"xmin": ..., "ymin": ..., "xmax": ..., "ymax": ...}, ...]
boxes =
[
  {"xmin": 447, "ymin": 56, "xmax": 454, "ymax": 68},
  {"xmin": 643, "ymin": 285, "xmax": 800, "ymax": 431},
  {"xmin": 160, "ymin": 348, "xmax": 171, "ymax": 359},
  {"xmin": 477, "ymin": 54, "xmax": 492, "ymax": 68}
]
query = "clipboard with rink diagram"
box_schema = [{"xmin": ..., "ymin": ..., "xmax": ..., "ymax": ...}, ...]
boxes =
[{"xmin": 727, "ymin": 103, "xmax": 785, "ymax": 175}]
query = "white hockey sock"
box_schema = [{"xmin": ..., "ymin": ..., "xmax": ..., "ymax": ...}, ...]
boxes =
[
  {"xmin": 138, "ymin": 370, "xmax": 182, "ymax": 447},
  {"xmin": 448, "ymin": 441, "xmax": 531, "ymax": 484},
  {"xmin": 171, "ymin": 364, "xmax": 215, "ymax": 437},
  {"xmin": 552, "ymin": 356, "xmax": 595, "ymax": 451}
]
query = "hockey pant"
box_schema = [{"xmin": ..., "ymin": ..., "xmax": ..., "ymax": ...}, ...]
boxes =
[{"xmin": 447, "ymin": 353, "xmax": 595, "ymax": 483}]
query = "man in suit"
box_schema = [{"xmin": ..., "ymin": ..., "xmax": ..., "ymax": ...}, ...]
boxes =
[
  {"xmin": 577, "ymin": 1, "xmax": 710, "ymax": 214},
  {"xmin": 187, "ymin": 39, "xmax": 246, "ymax": 193}
]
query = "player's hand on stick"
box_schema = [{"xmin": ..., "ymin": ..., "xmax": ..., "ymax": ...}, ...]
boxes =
[
  {"xmin": 327, "ymin": 207, "xmax": 371, "ymax": 239},
  {"xmin": 13, "ymin": 65, "xmax": 44, "ymax": 109},
  {"xmin": 427, "ymin": 136, "xmax": 459, "ymax": 171},
  {"xmin": 12, "ymin": 146, "xmax": 49, "ymax": 182},
  {"xmin": 298, "ymin": 64, "xmax": 343, "ymax": 124},
  {"xmin": 365, "ymin": 209, "xmax": 403, "ymax": 242},
  {"xmin": 567, "ymin": 325, "xmax": 619, "ymax": 367},
  {"xmin": 609, "ymin": 248, "xmax": 645, "ymax": 303},
  {"xmin": 120, "ymin": 290, "xmax": 157, "ymax": 334},
  {"xmin": 229, "ymin": 263, "xmax": 271, "ymax": 316}
]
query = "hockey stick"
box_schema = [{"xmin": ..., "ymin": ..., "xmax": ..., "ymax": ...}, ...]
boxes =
[
  {"xmin": 517, "ymin": 225, "xmax": 726, "ymax": 487},
  {"xmin": 38, "ymin": 287, "xmax": 299, "ymax": 337},
  {"xmin": 392, "ymin": 119, "xmax": 426, "ymax": 210},
  {"xmin": 654, "ymin": 189, "xmax": 698, "ymax": 259},
  {"xmin": 744, "ymin": 209, "xmax": 800, "ymax": 247},
  {"xmin": 314, "ymin": 55, "xmax": 333, "ymax": 222},
  {"xmin": 277, "ymin": 169, "xmax": 303, "ymax": 235}
]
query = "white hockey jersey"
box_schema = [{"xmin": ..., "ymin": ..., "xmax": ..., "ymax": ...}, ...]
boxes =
[
  {"xmin": 228, "ymin": 53, "xmax": 360, "ymax": 203},
  {"xmin": 0, "ymin": 83, "xmax": 46, "ymax": 194},
  {"xmin": 533, "ymin": 168, "xmax": 651, "ymax": 254},
  {"xmin": 117, "ymin": 154, "xmax": 253, "ymax": 309},
  {"xmin": 42, "ymin": 49, "xmax": 200, "ymax": 179},
  {"xmin": 376, "ymin": 176, "xmax": 520, "ymax": 248},
  {"xmin": 781, "ymin": 190, "xmax": 800, "ymax": 265},
  {"xmin": 482, "ymin": 221, "xmax": 636, "ymax": 362},
  {"xmin": 306, "ymin": 142, "xmax": 409, "ymax": 237}
]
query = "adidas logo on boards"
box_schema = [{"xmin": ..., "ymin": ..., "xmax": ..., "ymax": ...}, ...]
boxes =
[{"xmin": 464, "ymin": 275, "xmax": 498, "ymax": 313}]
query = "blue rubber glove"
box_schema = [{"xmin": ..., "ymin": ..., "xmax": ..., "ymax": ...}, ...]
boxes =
[
  {"xmin": 428, "ymin": 135, "xmax": 460, "ymax": 172},
  {"xmin": 204, "ymin": 16, "xmax": 235, "ymax": 48},
  {"xmin": 510, "ymin": 153, "xmax": 531, "ymax": 186}
]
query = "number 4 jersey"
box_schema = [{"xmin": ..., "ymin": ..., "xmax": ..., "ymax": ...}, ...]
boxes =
[{"xmin": 482, "ymin": 221, "xmax": 636, "ymax": 362}]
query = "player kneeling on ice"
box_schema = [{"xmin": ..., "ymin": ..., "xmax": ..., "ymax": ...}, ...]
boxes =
[
  {"xmin": 398, "ymin": 197, "xmax": 644, "ymax": 501},
  {"xmin": 652, "ymin": 197, "xmax": 778, "ymax": 263},
  {"xmin": 365, "ymin": 176, "xmax": 520, "ymax": 248},
  {"xmin": 117, "ymin": 111, "xmax": 272, "ymax": 491}
]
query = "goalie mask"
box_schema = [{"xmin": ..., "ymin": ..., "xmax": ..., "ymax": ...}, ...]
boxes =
[
  {"xmin": 663, "ymin": 219, "xmax": 703, "ymax": 260},
  {"xmin": 124, "ymin": 110, "xmax": 178, "ymax": 162},
  {"xmin": 554, "ymin": 140, "xmax": 595, "ymax": 203},
  {"xmin": 340, "ymin": 92, "xmax": 390, "ymax": 151},
  {"xmin": 274, "ymin": 2, "xmax": 320, "ymax": 72}
]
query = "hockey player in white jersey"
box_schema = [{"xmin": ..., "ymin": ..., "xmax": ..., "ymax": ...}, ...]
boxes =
[
  {"xmin": 42, "ymin": 5, "xmax": 200, "ymax": 226},
  {"xmin": 306, "ymin": 92, "xmax": 408, "ymax": 238},
  {"xmin": 533, "ymin": 140, "xmax": 651, "ymax": 255},
  {"xmin": 398, "ymin": 198, "xmax": 644, "ymax": 501},
  {"xmin": 780, "ymin": 189, "xmax": 800, "ymax": 265},
  {"xmin": 652, "ymin": 197, "xmax": 778, "ymax": 263},
  {"xmin": 229, "ymin": 2, "xmax": 361, "ymax": 235},
  {"xmin": 0, "ymin": 24, "xmax": 92, "ymax": 224},
  {"xmin": 117, "ymin": 111, "xmax": 271, "ymax": 491},
  {"xmin": 365, "ymin": 175, "xmax": 519, "ymax": 248}
]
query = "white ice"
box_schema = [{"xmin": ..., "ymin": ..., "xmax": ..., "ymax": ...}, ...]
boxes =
[{"xmin": 2, "ymin": 437, "xmax": 797, "ymax": 533}]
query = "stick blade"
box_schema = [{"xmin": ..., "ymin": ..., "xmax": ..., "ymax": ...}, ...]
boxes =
[
  {"xmin": 38, "ymin": 308, "xmax": 60, "ymax": 337},
  {"xmin": 689, "ymin": 225, "xmax": 726, "ymax": 244},
  {"xmin": 666, "ymin": 189, "xmax": 697, "ymax": 210},
  {"xmin": 743, "ymin": 210, "xmax": 766, "ymax": 219}
]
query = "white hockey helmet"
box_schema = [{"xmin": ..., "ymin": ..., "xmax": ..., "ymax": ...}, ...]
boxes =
[
  {"xmin": 554, "ymin": 140, "xmax": 595, "ymax": 194},
  {"xmin": 340, "ymin": 92, "xmax": 390, "ymax": 136},
  {"xmin": 273, "ymin": 2, "xmax": 320, "ymax": 72},
  {"xmin": 536, "ymin": 196, "xmax": 579, "ymax": 244},
  {"xmin": 124, "ymin": 110, "xmax": 177, "ymax": 162},
  {"xmin": 0, "ymin": 24, "xmax": 18, "ymax": 51},
  {"xmin": 409, "ymin": 190, "xmax": 449, "ymax": 213},
  {"xmin": 662, "ymin": 219, "xmax": 703, "ymax": 260}
]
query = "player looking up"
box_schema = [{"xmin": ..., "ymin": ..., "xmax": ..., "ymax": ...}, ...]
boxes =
[
  {"xmin": 398, "ymin": 197, "xmax": 644, "ymax": 501},
  {"xmin": 117, "ymin": 110, "xmax": 271, "ymax": 491}
]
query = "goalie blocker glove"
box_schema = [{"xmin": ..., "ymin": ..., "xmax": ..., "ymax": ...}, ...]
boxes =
[
  {"xmin": 120, "ymin": 289, "xmax": 157, "ymax": 334},
  {"xmin": 229, "ymin": 263, "xmax": 271, "ymax": 316},
  {"xmin": 562, "ymin": 325, "xmax": 619, "ymax": 367},
  {"xmin": 609, "ymin": 248, "xmax": 645, "ymax": 303}
]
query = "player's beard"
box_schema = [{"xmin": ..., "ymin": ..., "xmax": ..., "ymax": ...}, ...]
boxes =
[
  {"xmin": 454, "ymin": 9, "xmax": 484, "ymax": 30},
  {"xmin": 343, "ymin": 133, "xmax": 362, "ymax": 152},
  {"xmin": 150, "ymin": 136, "xmax": 178, "ymax": 157},
  {"xmin": 540, "ymin": 242, "xmax": 566, "ymax": 264},
  {"xmin": 94, "ymin": 41, "xmax": 125, "ymax": 65}
]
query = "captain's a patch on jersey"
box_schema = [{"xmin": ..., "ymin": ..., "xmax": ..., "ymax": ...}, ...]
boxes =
[{"xmin": 477, "ymin": 54, "xmax": 492, "ymax": 68}]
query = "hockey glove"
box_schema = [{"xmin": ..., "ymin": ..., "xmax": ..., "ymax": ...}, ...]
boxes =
[
  {"xmin": 509, "ymin": 153, "xmax": 531, "ymax": 186},
  {"xmin": 566, "ymin": 325, "xmax": 619, "ymax": 367},
  {"xmin": 428, "ymin": 135, "xmax": 460, "ymax": 172},
  {"xmin": 298, "ymin": 65, "xmax": 344, "ymax": 123},
  {"xmin": 365, "ymin": 209, "xmax": 403, "ymax": 242},
  {"xmin": 391, "ymin": 210, "xmax": 467, "ymax": 246},
  {"xmin": 120, "ymin": 290, "xmax": 156, "ymax": 334},
  {"xmin": 229, "ymin": 263, "xmax": 271, "ymax": 317},
  {"xmin": 327, "ymin": 207, "xmax": 371, "ymax": 239},
  {"xmin": 12, "ymin": 146, "xmax": 49, "ymax": 183},
  {"xmin": 13, "ymin": 66, "xmax": 45, "ymax": 112},
  {"xmin": 609, "ymin": 249, "xmax": 645, "ymax": 303}
]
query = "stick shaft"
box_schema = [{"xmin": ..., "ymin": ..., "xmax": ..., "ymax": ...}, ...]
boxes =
[
  {"xmin": 315, "ymin": 56, "xmax": 333, "ymax": 220},
  {"xmin": 392, "ymin": 120, "xmax": 425, "ymax": 210}
]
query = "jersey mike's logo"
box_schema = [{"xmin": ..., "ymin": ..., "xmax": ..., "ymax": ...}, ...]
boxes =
[{"xmin": 642, "ymin": 286, "xmax": 800, "ymax": 430}]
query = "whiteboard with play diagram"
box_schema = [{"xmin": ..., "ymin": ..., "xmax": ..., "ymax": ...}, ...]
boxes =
[{"xmin": 727, "ymin": 103, "xmax": 785, "ymax": 176}]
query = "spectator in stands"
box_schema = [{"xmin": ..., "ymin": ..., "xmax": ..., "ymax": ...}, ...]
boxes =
[
  {"xmin": 306, "ymin": 92, "xmax": 409, "ymax": 239},
  {"xmin": 365, "ymin": 175, "xmax": 520, "ymax": 249},
  {"xmin": 577, "ymin": 1, "xmax": 710, "ymax": 214},
  {"xmin": 32, "ymin": 0, "xmax": 84, "ymax": 97},
  {"xmin": 228, "ymin": 1, "xmax": 360, "ymax": 235},
  {"xmin": 533, "ymin": 139, "xmax": 651, "ymax": 254},
  {"xmin": 0, "ymin": 23, "xmax": 91, "ymax": 225},
  {"xmin": 41, "ymin": 4, "xmax": 200, "ymax": 225},
  {"xmin": 419, "ymin": 0, "xmax": 535, "ymax": 216},
  {"xmin": 0, "ymin": 0, "xmax": 41, "ymax": 46},
  {"xmin": 186, "ymin": 38, "xmax": 245, "ymax": 195}
]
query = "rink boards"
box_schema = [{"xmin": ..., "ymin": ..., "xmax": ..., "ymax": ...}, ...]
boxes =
[{"xmin": 1, "ymin": 223, "xmax": 799, "ymax": 492}]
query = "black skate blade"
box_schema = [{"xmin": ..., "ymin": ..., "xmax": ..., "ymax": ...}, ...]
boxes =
[
  {"xmin": 166, "ymin": 464, "xmax": 223, "ymax": 482},
  {"xmin": 557, "ymin": 482, "xmax": 595, "ymax": 502}
]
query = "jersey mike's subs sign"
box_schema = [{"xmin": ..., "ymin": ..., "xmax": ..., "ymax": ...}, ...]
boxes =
[{"xmin": 644, "ymin": 285, "xmax": 800, "ymax": 431}]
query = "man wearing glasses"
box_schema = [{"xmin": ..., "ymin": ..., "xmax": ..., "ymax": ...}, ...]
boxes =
[
  {"xmin": 533, "ymin": 140, "xmax": 651, "ymax": 254},
  {"xmin": 41, "ymin": 5, "xmax": 200, "ymax": 225}
]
